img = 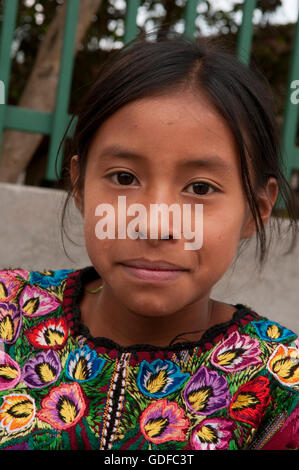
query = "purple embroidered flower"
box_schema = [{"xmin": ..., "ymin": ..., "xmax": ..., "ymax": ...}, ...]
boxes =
[
  {"xmin": 22, "ymin": 350, "xmax": 61, "ymax": 388},
  {"xmin": 2, "ymin": 442, "xmax": 30, "ymax": 450},
  {"xmin": 0, "ymin": 351, "xmax": 21, "ymax": 390},
  {"xmin": 19, "ymin": 284, "xmax": 61, "ymax": 318},
  {"xmin": 210, "ymin": 331, "xmax": 262, "ymax": 372},
  {"xmin": 190, "ymin": 417, "xmax": 235, "ymax": 450},
  {"xmin": 0, "ymin": 302, "xmax": 22, "ymax": 344},
  {"xmin": 183, "ymin": 366, "xmax": 230, "ymax": 415},
  {"xmin": 37, "ymin": 382, "xmax": 86, "ymax": 430}
]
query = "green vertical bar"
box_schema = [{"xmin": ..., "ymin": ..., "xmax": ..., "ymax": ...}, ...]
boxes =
[
  {"xmin": 124, "ymin": 0, "xmax": 140, "ymax": 44},
  {"xmin": 184, "ymin": 0, "xmax": 199, "ymax": 39},
  {"xmin": 46, "ymin": 0, "xmax": 80, "ymax": 181},
  {"xmin": 236, "ymin": 0, "xmax": 257, "ymax": 65},
  {"xmin": 281, "ymin": 9, "xmax": 299, "ymax": 182},
  {"xmin": 0, "ymin": 0, "xmax": 18, "ymax": 159}
]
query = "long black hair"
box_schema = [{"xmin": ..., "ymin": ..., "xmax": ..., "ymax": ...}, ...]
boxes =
[{"xmin": 57, "ymin": 31, "xmax": 298, "ymax": 271}]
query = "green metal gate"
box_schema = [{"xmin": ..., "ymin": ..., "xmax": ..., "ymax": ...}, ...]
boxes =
[{"xmin": 0, "ymin": 0, "xmax": 298, "ymax": 184}]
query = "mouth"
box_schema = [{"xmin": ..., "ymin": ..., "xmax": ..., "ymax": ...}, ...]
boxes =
[{"xmin": 119, "ymin": 258, "xmax": 189, "ymax": 282}]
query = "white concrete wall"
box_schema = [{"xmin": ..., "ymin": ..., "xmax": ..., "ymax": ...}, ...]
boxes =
[{"xmin": 1, "ymin": 182, "xmax": 298, "ymax": 334}]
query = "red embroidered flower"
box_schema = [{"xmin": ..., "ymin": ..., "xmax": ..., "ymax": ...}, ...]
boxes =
[
  {"xmin": 25, "ymin": 317, "xmax": 68, "ymax": 350},
  {"xmin": 229, "ymin": 376, "xmax": 271, "ymax": 428}
]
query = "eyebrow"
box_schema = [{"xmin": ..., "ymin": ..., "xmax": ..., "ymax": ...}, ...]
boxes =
[{"xmin": 98, "ymin": 144, "xmax": 232, "ymax": 173}]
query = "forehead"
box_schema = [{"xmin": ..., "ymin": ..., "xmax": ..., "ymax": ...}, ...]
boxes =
[{"xmin": 87, "ymin": 91, "xmax": 240, "ymax": 171}]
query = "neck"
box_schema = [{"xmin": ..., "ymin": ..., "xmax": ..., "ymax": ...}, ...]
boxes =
[{"xmin": 80, "ymin": 283, "xmax": 217, "ymax": 347}]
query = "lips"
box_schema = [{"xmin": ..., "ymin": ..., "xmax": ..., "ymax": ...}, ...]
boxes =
[
  {"xmin": 120, "ymin": 258, "xmax": 187, "ymax": 271},
  {"xmin": 119, "ymin": 258, "xmax": 188, "ymax": 282}
]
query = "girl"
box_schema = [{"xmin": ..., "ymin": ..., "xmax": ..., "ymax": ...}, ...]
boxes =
[{"xmin": 0, "ymin": 33, "xmax": 298, "ymax": 451}]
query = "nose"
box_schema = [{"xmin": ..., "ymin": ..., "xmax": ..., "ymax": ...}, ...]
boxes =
[{"xmin": 132, "ymin": 201, "xmax": 182, "ymax": 244}]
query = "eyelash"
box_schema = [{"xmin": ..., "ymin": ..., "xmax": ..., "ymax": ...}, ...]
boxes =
[{"xmin": 105, "ymin": 171, "xmax": 219, "ymax": 196}]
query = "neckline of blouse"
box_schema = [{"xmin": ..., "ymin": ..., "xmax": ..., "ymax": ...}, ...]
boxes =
[{"xmin": 63, "ymin": 265, "xmax": 259, "ymax": 355}]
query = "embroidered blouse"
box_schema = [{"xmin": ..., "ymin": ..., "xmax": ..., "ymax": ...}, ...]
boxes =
[{"xmin": 0, "ymin": 266, "xmax": 298, "ymax": 451}]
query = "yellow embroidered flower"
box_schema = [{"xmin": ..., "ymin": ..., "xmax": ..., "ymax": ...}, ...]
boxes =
[
  {"xmin": 0, "ymin": 393, "xmax": 36, "ymax": 433},
  {"xmin": 267, "ymin": 344, "xmax": 299, "ymax": 386}
]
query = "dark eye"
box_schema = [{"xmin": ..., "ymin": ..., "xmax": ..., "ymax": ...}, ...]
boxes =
[
  {"xmin": 107, "ymin": 171, "xmax": 138, "ymax": 186},
  {"xmin": 185, "ymin": 182, "xmax": 217, "ymax": 196}
]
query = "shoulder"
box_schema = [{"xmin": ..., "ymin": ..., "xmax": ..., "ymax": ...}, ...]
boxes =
[
  {"xmin": 194, "ymin": 306, "xmax": 299, "ymax": 449},
  {"xmin": 228, "ymin": 311, "xmax": 299, "ymax": 449},
  {"xmin": 228, "ymin": 310, "xmax": 299, "ymax": 388},
  {"xmin": 0, "ymin": 267, "xmax": 76, "ymax": 300},
  {"xmin": 0, "ymin": 267, "xmax": 76, "ymax": 349},
  {"xmin": 0, "ymin": 267, "xmax": 76, "ymax": 289}
]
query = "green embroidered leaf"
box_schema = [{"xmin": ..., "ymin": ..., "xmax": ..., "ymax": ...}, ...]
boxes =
[
  {"xmin": 112, "ymin": 424, "xmax": 141, "ymax": 450},
  {"xmin": 158, "ymin": 440, "xmax": 187, "ymax": 451},
  {"xmin": 226, "ymin": 364, "xmax": 266, "ymax": 395},
  {"xmin": 29, "ymin": 429, "xmax": 61, "ymax": 450},
  {"xmin": 228, "ymin": 439, "xmax": 239, "ymax": 450},
  {"xmin": 84, "ymin": 415, "xmax": 100, "ymax": 440},
  {"xmin": 87, "ymin": 395, "xmax": 107, "ymax": 421},
  {"xmin": 82, "ymin": 417, "xmax": 99, "ymax": 449},
  {"xmin": 75, "ymin": 423, "xmax": 85, "ymax": 450}
]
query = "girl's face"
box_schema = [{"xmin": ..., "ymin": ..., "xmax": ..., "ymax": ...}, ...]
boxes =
[{"xmin": 71, "ymin": 91, "xmax": 277, "ymax": 318}]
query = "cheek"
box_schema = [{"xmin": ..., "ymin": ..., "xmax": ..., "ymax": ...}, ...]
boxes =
[
  {"xmin": 200, "ymin": 207, "xmax": 245, "ymax": 263},
  {"xmin": 83, "ymin": 199, "xmax": 112, "ymax": 268}
]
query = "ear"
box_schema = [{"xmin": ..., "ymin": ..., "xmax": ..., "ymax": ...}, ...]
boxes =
[
  {"xmin": 70, "ymin": 155, "xmax": 84, "ymax": 215},
  {"xmin": 241, "ymin": 177, "xmax": 279, "ymax": 239}
]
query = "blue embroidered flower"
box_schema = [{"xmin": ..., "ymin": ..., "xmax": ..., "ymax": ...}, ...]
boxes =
[
  {"xmin": 252, "ymin": 320, "xmax": 296, "ymax": 343},
  {"xmin": 65, "ymin": 345, "xmax": 106, "ymax": 382},
  {"xmin": 29, "ymin": 270, "xmax": 73, "ymax": 288},
  {"xmin": 137, "ymin": 359, "xmax": 190, "ymax": 398}
]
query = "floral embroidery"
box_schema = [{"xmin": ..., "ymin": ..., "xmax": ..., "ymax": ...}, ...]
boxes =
[
  {"xmin": 183, "ymin": 366, "xmax": 230, "ymax": 415},
  {"xmin": 26, "ymin": 317, "xmax": 68, "ymax": 350},
  {"xmin": 267, "ymin": 344, "xmax": 299, "ymax": 387},
  {"xmin": 137, "ymin": 359, "xmax": 190, "ymax": 398},
  {"xmin": 210, "ymin": 331, "xmax": 262, "ymax": 372},
  {"xmin": 22, "ymin": 350, "xmax": 61, "ymax": 388},
  {"xmin": 139, "ymin": 399, "xmax": 189, "ymax": 444},
  {"xmin": 252, "ymin": 321, "xmax": 296, "ymax": 343},
  {"xmin": 37, "ymin": 382, "xmax": 86, "ymax": 430},
  {"xmin": 2, "ymin": 442, "xmax": 30, "ymax": 450},
  {"xmin": 0, "ymin": 351, "xmax": 21, "ymax": 390},
  {"xmin": 0, "ymin": 393, "xmax": 36, "ymax": 433},
  {"xmin": 19, "ymin": 285, "xmax": 61, "ymax": 318},
  {"xmin": 0, "ymin": 267, "xmax": 298, "ymax": 450},
  {"xmin": 29, "ymin": 270, "xmax": 73, "ymax": 288},
  {"xmin": 0, "ymin": 302, "xmax": 22, "ymax": 344},
  {"xmin": 0, "ymin": 274, "xmax": 22, "ymax": 302},
  {"xmin": 65, "ymin": 345, "xmax": 106, "ymax": 382},
  {"xmin": 229, "ymin": 376, "xmax": 271, "ymax": 427},
  {"xmin": 190, "ymin": 417, "xmax": 235, "ymax": 450}
]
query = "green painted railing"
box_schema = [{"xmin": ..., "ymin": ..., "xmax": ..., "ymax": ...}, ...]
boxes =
[{"xmin": 0, "ymin": 0, "xmax": 298, "ymax": 186}]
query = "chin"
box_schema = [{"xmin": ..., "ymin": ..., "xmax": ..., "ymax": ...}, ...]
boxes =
[{"xmin": 126, "ymin": 298, "xmax": 180, "ymax": 318}]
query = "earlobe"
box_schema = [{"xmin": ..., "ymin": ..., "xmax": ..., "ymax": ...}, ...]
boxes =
[{"xmin": 70, "ymin": 155, "xmax": 83, "ymax": 215}]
